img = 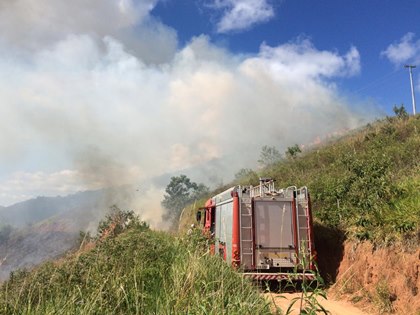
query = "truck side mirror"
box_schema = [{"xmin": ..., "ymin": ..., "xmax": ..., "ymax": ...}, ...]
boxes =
[{"xmin": 196, "ymin": 211, "xmax": 202, "ymax": 223}]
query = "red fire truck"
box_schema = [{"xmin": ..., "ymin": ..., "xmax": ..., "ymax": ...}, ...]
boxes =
[{"xmin": 196, "ymin": 178, "xmax": 316, "ymax": 281}]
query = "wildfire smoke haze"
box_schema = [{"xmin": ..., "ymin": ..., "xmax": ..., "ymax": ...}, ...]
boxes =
[{"xmin": 0, "ymin": 0, "xmax": 375, "ymax": 224}]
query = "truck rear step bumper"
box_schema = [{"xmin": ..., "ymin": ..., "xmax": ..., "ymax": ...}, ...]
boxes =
[{"xmin": 243, "ymin": 272, "xmax": 316, "ymax": 281}]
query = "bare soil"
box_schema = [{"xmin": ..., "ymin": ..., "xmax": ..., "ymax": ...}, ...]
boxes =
[
  {"xmin": 266, "ymin": 292, "xmax": 372, "ymax": 315},
  {"xmin": 310, "ymin": 224, "xmax": 420, "ymax": 315},
  {"xmin": 329, "ymin": 241, "xmax": 420, "ymax": 315}
]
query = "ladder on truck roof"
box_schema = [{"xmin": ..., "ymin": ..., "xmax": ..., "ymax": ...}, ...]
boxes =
[
  {"xmin": 296, "ymin": 186, "xmax": 312, "ymax": 264},
  {"xmin": 242, "ymin": 178, "xmax": 275, "ymax": 269},
  {"xmin": 240, "ymin": 196, "xmax": 254, "ymax": 269}
]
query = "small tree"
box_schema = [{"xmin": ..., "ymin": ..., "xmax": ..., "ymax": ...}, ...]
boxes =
[
  {"xmin": 286, "ymin": 144, "xmax": 302, "ymax": 159},
  {"xmin": 393, "ymin": 104, "xmax": 408, "ymax": 120},
  {"xmin": 161, "ymin": 175, "xmax": 209, "ymax": 223},
  {"xmin": 97, "ymin": 206, "xmax": 147, "ymax": 240},
  {"xmin": 258, "ymin": 145, "xmax": 282, "ymax": 167}
]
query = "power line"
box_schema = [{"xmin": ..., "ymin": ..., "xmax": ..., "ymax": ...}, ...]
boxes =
[{"xmin": 353, "ymin": 68, "xmax": 402, "ymax": 94}]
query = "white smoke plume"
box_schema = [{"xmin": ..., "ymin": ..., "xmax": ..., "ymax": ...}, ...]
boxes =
[
  {"xmin": 0, "ymin": 0, "xmax": 176, "ymax": 63},
  {"xmin": 0, "ymin": 1, "xmax": 371, "ymax": 226}
]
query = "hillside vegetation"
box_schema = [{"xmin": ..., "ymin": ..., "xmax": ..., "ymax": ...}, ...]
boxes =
[
  {"xmin": 186, "ymin": 114, "xmax": 414, "ymax": 248},
  {"xmin": 0, "ymin": 210, "xmax": 270, "ymax": 315},
  {"xmin": 261, "ymin": 115, "xmax": 419, "ymax": 245},
  {"xmin": 180, "ymin": 115, "xmax": 419, "ymax": 246}
]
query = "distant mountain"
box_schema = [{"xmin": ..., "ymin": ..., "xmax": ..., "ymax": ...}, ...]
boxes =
[
  {"xmin": 0, "ymin": 190, "xmax": 105, "ymax": 228},
  {"xmin": 0, "ymin": 187, "xmax": 137, "ymax": 281}
]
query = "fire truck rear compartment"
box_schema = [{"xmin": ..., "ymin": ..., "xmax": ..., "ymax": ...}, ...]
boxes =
[{"xmin": 254, "ymin": 199, "xmax": 296, "ymax": 269}]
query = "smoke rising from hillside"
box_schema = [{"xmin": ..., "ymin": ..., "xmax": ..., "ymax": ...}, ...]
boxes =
[{"xmin": 0, "ymin": 1, "xmax": 373, "ymax": 225}]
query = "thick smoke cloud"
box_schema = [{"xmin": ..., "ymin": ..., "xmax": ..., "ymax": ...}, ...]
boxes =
[
  {"xmin": 0, "ymin": 1, "xmax": 370, "ymax": 225},
  {"xmin": 0, "ymin": 0, "xmax": 177, "ymax": 64},
  {"xmin": 0, "ymin": 0, "xmax": 152, "ymax": 46}
]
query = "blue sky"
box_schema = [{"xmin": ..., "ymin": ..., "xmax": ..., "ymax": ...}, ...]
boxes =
[
  {"xmin": 0, "ymin": 0, "xmax": 419, "ymax": 214},
  {"xmin": 152, "ymin": 0, "xmax": 420, "ymax": 113}
]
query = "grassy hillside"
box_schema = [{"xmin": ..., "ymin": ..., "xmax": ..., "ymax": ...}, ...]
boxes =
[
  {"xmin": 261, "ymin": 115, "xmax": 419, "ymax": 245},
  {"xmin": 0, "ymin": 211, "xmax": 271, "ymax": 315},
  {"xmin": 180, "ymin": 115, "xmax": 420, "ymax": 246}
]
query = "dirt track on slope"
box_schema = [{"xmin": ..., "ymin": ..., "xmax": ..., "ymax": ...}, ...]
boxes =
[{"xmin": 266, "ymin": 292, "xmax": 372, "ymax": 315}]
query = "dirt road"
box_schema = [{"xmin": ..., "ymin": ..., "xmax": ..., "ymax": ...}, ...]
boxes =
[{"xmin": 266, "ymin": 292, "xmax": 372, "ymax": 315}]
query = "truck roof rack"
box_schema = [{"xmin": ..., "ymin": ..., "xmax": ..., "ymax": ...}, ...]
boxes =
[{"xmin": 250, "ymin": 178, "xmax": 279, "ymax": 198}]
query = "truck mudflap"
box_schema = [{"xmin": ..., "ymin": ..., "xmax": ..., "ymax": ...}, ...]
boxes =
[{"xmin": 243, "ymin": 272, "xmax": 316, "ymax": 281}]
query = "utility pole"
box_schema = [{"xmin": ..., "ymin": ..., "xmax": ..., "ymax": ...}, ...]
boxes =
[{"xmin": 404, "ymin": 65, "xmax": 417, "ymax": 115}]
